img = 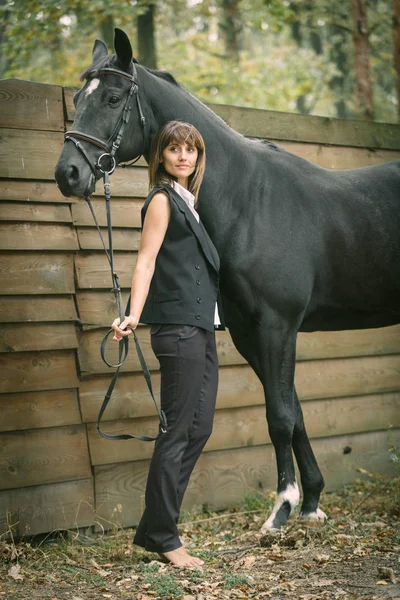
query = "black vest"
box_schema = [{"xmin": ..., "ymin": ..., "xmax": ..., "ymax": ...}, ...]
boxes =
[{"xmin": 138, "ymin": 185, "xmax": 225, "ymax": 333}]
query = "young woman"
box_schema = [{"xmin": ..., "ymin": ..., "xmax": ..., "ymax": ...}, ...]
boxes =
[{"xmin": 111, "ymin": 121, "xmax": 224, "ymax": 567}]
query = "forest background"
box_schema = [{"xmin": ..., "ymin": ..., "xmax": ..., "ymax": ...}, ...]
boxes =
[{"xmin": 1, "ymin": 0, "xmax": 399, "ymax": 124}]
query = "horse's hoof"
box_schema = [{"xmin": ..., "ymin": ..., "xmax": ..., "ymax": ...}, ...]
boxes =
[
  {"xmin": 299, "ymin": 508, "xmax": 327, "ymax": 525},
  {"xmin": 259, "ymin": 521, "xmax": 281, "ymax": 535}
]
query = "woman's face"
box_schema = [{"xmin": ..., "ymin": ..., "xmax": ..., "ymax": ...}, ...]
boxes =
[{"xmin": 161, "ymin": 141, "xmax": 198, "ymax": 188}]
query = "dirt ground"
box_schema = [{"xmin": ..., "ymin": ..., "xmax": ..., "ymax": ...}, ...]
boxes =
[{"xmin": 1, "ymin": 473, "xmax": 399, "ymax": 600}]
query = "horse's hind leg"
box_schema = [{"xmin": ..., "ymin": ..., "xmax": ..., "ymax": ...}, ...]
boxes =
[
  {"xmin": 230, "ymin": 315, "xmax": 300, "ymax": 530},
  {"xmin": 292, "ymin": 389, "xmax": 326, "ymax": 522}
]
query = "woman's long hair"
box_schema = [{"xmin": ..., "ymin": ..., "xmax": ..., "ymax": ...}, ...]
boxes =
[{"xmin": 148, "ymin": 121, "xmax": 206, "ymax": 201}]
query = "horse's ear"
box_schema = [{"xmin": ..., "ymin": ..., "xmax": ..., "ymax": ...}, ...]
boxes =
[
  {"xmin": 92, "ymin": 39, "xmax": 108, "ymax": 65},
  {"xmin": 114, "ymin": 28, "xmax": 137, "ymax": 70}
]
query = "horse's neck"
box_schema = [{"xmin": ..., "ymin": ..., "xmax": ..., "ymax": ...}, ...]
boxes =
[{"xmin": 141, "ymin": 68, "xmax": 245, "ymax": 240}]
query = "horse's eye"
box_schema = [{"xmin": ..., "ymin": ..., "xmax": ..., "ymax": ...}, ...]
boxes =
[{"xmin": 109, "ymin": 95, "xmax": 120, "ymax": 105}]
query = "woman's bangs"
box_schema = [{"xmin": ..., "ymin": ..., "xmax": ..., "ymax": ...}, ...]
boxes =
[{"xmin": 166, "ymin": 125, "xmax": 203, "ymax": 150}]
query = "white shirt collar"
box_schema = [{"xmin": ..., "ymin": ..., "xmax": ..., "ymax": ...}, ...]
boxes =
[{"xmin": 172, "ymin": 180, "xmax": 196, "ymax": 209}]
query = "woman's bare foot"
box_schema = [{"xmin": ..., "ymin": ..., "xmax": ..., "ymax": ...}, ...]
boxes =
[{"xmin": 160, "ymin": 546, "xmax": 204, "ymax": 567}]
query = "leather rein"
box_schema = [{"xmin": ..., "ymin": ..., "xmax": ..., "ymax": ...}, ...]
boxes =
[{"xmin": 65, "ymin": 63, "xmax": 167, "ymax": 442}]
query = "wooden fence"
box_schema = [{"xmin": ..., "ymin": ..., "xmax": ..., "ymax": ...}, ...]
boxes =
[{"xmin": 0, "ymin": 78, "xmax": 399, "ymax": 537}]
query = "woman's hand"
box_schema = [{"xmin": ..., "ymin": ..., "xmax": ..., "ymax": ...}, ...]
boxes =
[{"xmin": 111, "ymin": 315, "xmax": 138, "ymax": 342}]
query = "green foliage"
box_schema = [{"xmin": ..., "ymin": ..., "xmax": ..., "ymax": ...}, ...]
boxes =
[
  {"xmin": 143, "ymin": 572, "xmax": 184, "ymax": 596},
  {"xmin": 1, "ymin": 0, "xmax": 397, "ymax": 122},
  {"xmin": 223, "ymin": 572, "xmax": 250, "ymax": 588}
]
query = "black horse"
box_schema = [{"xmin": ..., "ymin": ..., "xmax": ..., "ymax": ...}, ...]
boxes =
[{"xmin": 55, "ymin": 29, "xmax": 400, "ymax": 531}]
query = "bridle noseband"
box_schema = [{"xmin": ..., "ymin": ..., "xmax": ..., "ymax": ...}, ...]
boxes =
[
  {"xmin": 63, "ymin": 63, "xmax": 167, "ymax": 442},
  {"xmin": 65, "ymin": 63, "xmax": 147, "ymax": 178}
]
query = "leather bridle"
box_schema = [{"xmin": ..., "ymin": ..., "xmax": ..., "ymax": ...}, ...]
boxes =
[
  {"xmin": 65, "ymin": 63, "xmax": 147, "ymax": 179},
  {"xmin": 63, "ymin": 63, "xmax": 167, "ymax": 442}
]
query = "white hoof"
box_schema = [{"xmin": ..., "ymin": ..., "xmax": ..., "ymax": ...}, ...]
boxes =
[{"xmin": 299, "ymin": 508, "xmax": 327, "ymax": 523}]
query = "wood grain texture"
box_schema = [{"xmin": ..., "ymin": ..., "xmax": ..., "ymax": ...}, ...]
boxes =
[
  {"xmin": 63, "ymin": 86, "xmax": 400, "ymax": 149},
  {"xmin": 0, "ymin": 424, "xmax": 92, "ymax": 489},
  {"xmin": 74, "ymin": 252, "xmax": 137, "ymax": 289},
  {"xmin": 0, "ymin": 389, "xmax": 81, "ymax": 432},
  {"xmin": 0, "ymin": 323, "xmax": 78, "ymax": 353},
  {"xmin": 71, "ymin": 197, "xmax": 144, "ymax": 228},
  {"xmin": 0, "ymin": 223, "xmax": 79, "ymax": 250},
  {"xmin": 0, "ymin": 478, "xmax": 94, "ymax": 536},
  {"xmin": 0, "ymin": 252, "xmax": 75, "ymax": 295},
  {"xmin": 79, "ymin": 355, "xmax": 400, "ymax": 424},
  {"xmin": 0, "ymin": 180, "xmax": 74, "ymax": 203},
  {"xmin": 0, "ymin": 350, "xmax": 79, "ymax": 393},
  {"xmin": 77, "ymin": 328, "xmax": 244, "ymax": 375},
  {"xmin": 77, "ymin": 227, "xmax": 141, "ymax": 251},
  {"xmin": 76, "ymin": 290, "xmax": 130, "ymax": 327},
  {"xmin": 0, "ymin": 295, "xmax": 77, "ymax": 323},
  {"xmin": 0, "ymin": 79, "xmax": 64, "ymax": 131},
  {"xmin": 94, "ymin": 428, "xmax": 400, "ymax": 528},
  {"xmin": 0, "ymin": 129, "xmax": 64, "ymax": 179},
  {"xmin": 209, "ymin": 103, "xmax": 400, "ymax": 149},
  {"xmin": 92, "ymin": 167, "xmax": 149, "ymax": 198},
  {"xmin": 86, "ymin": 391, "xmax": 400, "ymax": 466},
  {"xmin": 0, "ymin": 202, "xmax": 72, "ymax": 223},
  {"xmin": 77, "ymin": 325, "xmax": 400, "ymax": 376},
  {"xmin": 278, "ymin": 141, "xmax": 400, "ymax": 170}
]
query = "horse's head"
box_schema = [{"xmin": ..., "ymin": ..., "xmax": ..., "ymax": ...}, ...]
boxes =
[{"xmin": 55, "ymin": 29, "xmax": 147, "ymax": 197}]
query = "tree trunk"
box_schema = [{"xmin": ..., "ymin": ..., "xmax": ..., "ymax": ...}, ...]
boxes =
[
  {"xmin": 137, "ymin": 4, "xmax": 157, "ymax": 69},
  {"xmin": 0, "ymin": 0, "xmax": 8, "ymax": 78},
  {"xmin": 393, "ymin": 0, "xmax": 400, "ymax": 122},
  {"xmin": 100, "ymin": 14, "xmax": 115, "ymax": 51},
  {"xmin": 220, "ymin": 0, "xmax": 242, "ymax": 60},
  {"xmin": 352, "ymin": 0, "xmax": 374, "ymax": 120},
  {"xmin": 329, "ymin": 23, "xmax": 352, "ymax": 119}
]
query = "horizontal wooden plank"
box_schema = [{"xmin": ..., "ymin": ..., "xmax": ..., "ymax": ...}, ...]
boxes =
[
  {"xmin": 78, "ymin": 325, "xmax": 400, "ymax": 376},
  {"xmin": 77, "ymin": 328, "xmax": 243, "ymax": 375},
  {"xmin": 0, "ymin": 424, "xmax": 92, "ymax": 490},
  {"xmin": 0, "ymin": 128, "xmax": 64, "ymax": 179},
  {"xmin": 79, "ymin": 354, "xmax": 400, "ymax": 423},
  {"xmin": 75, "ymin": 252, "xmax": 137, "ymax": 289},
  {"xmin": 94, "ymin": 428, "xmax": 400, "ymax": 529},
  {"xmin": 0, "ymin": 322, "xmax": 78, "ymax": 353},
  {"xmin": 278, "ymin": 141, "xmax": 400, "ymax": 170},
  {"xmin": 76, "ymin": 290, "xmax": 130, "ymax": 327},
  {"xmin": 77, "ymin": 227, "xmax": 141, "ymax": 251},
  {"xmin": 64, "ymin": 86, "xmax": 400, "ymax": 150},
  {"xmin": 0, "ymin": 79, "xmax": 64, "ymax": 131},
  {"xmin": 0, "ymin": 223, "xmax": 79, "ymax": 250},
  {"xmin": 0, "ymin": 350, "xmax": 79, "ymax": 393},
  {"xmin": 0, "ymin": 388, "xmax": 81, "ymax": 432},
  {"xmin": 0, "ymin": 180, "xmax": 75, "ymax": 203},
  {"xmin": 93, "ymin": 166, "xmax": 149, "ymax": 198},
  {"xmin": 297, "ymin": 325, "xmax": 400, "ymax": 361},
  {"xmin": 72, "ymin": 197, "xmax": 144, "ymax": 228},
  {"xmin": 86, "ymin": 391, "xmax": 400, "ymax": 466},
  {"xmin": 0, "ymin": 201, "xmax": 72, "ymax": 223},
  {"xmin": 0, "ymin": 295, "xmax": 77, "ymax": 323},
  {"xmin": 210, "ymin": 103, "xmax": 400, "ymax": 149},
  {"xmin": 0, "ymin": 252, "xmax": 75, "ymax": 295},
  {"xmin": 0, "ymin": 478, "xmax": 94, "ymax": 536}
]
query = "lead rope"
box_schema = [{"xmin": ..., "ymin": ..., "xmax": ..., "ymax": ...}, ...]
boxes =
[{"xmin": 85, "ymin": 167, "xmax": 167, "ymax": 441}]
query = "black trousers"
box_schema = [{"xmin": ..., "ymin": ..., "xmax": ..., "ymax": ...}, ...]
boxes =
[{"xmin": 133, "ymin": 324, "xmax": 218, "ymax": 553}]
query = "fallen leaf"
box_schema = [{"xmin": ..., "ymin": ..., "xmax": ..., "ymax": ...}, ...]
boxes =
[
  {"xmin": 378, "ymin": 566, "xmax": 397, "ymax": 583},
  {"xmin": 8, "ymin": 565, "xmax": 23, "ymax": 581},
  {"xmin": 314, "ymin": 554, "xmax": 330, "ymax": 564},
  {"xmin": 242, "ymin": 555, "xmax": 256, "ymax": 568}
]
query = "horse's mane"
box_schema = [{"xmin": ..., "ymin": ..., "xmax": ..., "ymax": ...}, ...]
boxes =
[{"xmin": 79, "ymin": 54, "xmax": 180, "ymax": 87}]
